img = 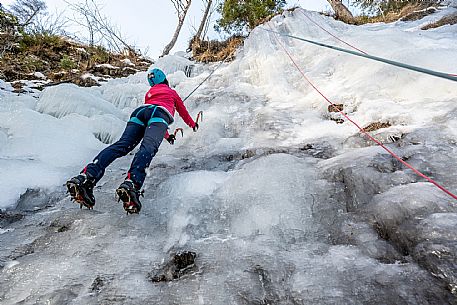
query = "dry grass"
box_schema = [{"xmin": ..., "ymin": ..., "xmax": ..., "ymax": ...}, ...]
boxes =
[
  {"xmin": 400, "ymin": 7, "xmax": 438, "ymax": 21},
  {"xmin": 0, "ymin": 33, "xmax": 151, "ymax": 87},
  {"xmin": 328, "ymin": 104, "xmax": 344, "ymax": 113},
  {"xmin": 190, "ymin": 36, "xmax": 244, "ymax": 63},
  {"xmin": 354, "ymin": 3, "xmax": 436, "ymax": 24},
  {"xmin": 422, "ymin": 12, "xmax": 457, "ymax": 29},
  {"xmin": 363, "ymin": 122, "xmax": 392, "ymax": 132},
  {"xmin": 190, "ymin": 6, "xmax": 301, "ymax": 63}
]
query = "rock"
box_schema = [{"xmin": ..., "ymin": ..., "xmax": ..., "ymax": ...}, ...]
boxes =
[
  {"xmin": 121, "ymin": 66, "xmax": 138, "ymax": 77},
  {"xmin": 400, "ymin": 7, "xmax": 437, "ymax": 22},
  {"xmin": 90, "ymin": 275, "xmax": 111, "ymax": 293},
  {"xmin": 0, "ymin": 210, "xmax": 24, "ymax": 227},
  {"xmin": 147, "ymin": 251, "xmax": 197, "ymax": 282},
  {"xmin": 91, "ymin": 64, "xmax": 119, "ymax": 77},
  {"xmin": 75, "ymin": 73, "xmax": 100, "ymax": 87},
  {"xmin": 120, "ymin": 58, "xmax": 135, "ymax": 67}
]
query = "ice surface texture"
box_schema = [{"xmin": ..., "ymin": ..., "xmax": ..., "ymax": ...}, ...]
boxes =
[{"xmin": 1, "ymin": 7, "xmax": 457, "ymax": 305}]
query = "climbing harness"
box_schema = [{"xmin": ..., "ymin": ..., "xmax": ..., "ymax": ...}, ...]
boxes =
[
  {"xmin": 260, "ymin": 27, "xmax": 457, "ymax": 82},
  {"xmin": 266, "ymin": 24, "xmax": 457, "ymax": 202},
  {"xmin": 129, "ymin": 105, "xmax": 169, "ymax": 127}
]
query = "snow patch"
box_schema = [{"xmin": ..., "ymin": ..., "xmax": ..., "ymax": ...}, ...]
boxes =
[
  {"xmin": 33, "ymin": 72, "xmax": 46, "ymax": 79},
  {"xmin": 121, "ymin": 58, "xmax": 135, "ymax": 66},
  {"xmin": 95, "ymin": 63, "xmax": 119, "ymax": 69},
  {"xmin": 81, "ymin": 73, "xmax": 99, "ymax": 81}
]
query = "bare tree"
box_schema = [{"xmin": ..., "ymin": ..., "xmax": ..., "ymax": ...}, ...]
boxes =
[
  {"xmin": 10, "ymin": 0, "xmax": 47, "ymax": 27},
  {"xmin": 66, "ymin": 0, "xmax": 134, "ymax": 53},
  {"xmin": 31, "ymin": 10, "xmax": 69, "ymax": 35},
  {"xmin": 202, "ymin": 0, "xmax": 220, "ymax": 39},
  {"xmin": 195, "ymin": 0, "xmax": 212, "ymax": 40},
  {"xmin": 326, "ymin": 0, "xmax": 355, "ymax": 23},
  {"xmin": 162, "ymin": 0, "xmax": 192, "ymax": 57},
  {"xmin": 188, "ymin": 0, "xmax": 219, "ymax": 54},
  {"xmin": 352, "ymin": 0, "xmax": 442, "ymax": 16},
  {"xmin": 0, "ymin": 6, "xmax": 19, "ymax": 59}
]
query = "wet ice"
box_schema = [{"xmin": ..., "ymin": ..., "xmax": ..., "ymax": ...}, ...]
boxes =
[{"xmin": 1, "ymin": 6, "xmax": 457, "ymax": 305}]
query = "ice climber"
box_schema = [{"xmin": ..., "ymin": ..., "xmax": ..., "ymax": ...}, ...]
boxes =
[{"xmin": 66, "ymin": 68, "xmax": 198, "ymax": 214}]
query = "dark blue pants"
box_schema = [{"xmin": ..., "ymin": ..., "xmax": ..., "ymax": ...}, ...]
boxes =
[{"xmin": 84, "ymin": 106, "xmax": 171, "ymax": 189}]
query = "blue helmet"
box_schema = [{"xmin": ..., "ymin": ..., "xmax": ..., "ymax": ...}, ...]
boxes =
[{"xmin": 147, "ymin": 68, "xmax": 166, "ymax": 86}]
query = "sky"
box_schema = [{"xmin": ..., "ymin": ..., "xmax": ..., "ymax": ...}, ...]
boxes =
[{"xmin": 0, "ymin": 0, "xmax": 331, "ymax": 59}]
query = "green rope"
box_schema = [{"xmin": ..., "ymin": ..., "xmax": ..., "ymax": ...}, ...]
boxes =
[
  {"xmin": 261, "ymin": 27, "xmax": 457, "ymax": 83},
  {"xmin": 183, "ymin": 57, "xmax": 229, "ymax": 102}
]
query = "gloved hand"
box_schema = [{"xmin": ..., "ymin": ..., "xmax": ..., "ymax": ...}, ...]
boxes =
[
  {"xmin": 166, "ymin": 134, "xmax": 176, "ymax": 145},
  {"xmin": 193, "ymin": 123, "xmax": 199, "ymax": 132}
]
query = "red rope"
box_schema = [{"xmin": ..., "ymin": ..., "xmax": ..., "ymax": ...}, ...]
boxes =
[
  {"xmin": 300, "ymin": 11, "xmax": 368, "ymax": 55},
  {"xmin": 268, "ymin": 24, "xmax": 457, "ymax": 201}
]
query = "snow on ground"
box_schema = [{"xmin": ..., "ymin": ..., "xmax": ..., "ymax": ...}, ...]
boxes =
[{"xmin": 1, "ymin": 6, "xmax": 457, "ymax": 304}]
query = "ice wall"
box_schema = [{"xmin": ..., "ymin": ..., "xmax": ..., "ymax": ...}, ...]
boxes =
[{"xmin": 1, "ymin": 6, "xmax": 457, "ymax": 304}]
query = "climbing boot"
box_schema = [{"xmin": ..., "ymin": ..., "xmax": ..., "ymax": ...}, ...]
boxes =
[
  {"xmin": 66, "ymin": 173, "xmax": 96, "ymax": 209},
  {"xmin": 116, "ymin": 180, "xmax": 143, "ymax": 214}
]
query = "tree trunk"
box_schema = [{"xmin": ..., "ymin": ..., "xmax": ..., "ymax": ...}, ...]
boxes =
[
  {"xmin": 327, "ymin": 0, "xmax": 355, "ymax": 24},
  {"xmin": 196, "ymin": 0, "xmax": 212, "ymax": 40},
  {"xmin": 162, "ymin": 0, "xmax": 192, "ymax": 57}
]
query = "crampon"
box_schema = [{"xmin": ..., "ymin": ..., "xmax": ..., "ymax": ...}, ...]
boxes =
[
  {"xmin": 66, "ymin": 175, "xmax": 95, "ymax": 210},
  {"xmin": 116, "ymin": 180, "xmax": 143, "ymax": 215}
]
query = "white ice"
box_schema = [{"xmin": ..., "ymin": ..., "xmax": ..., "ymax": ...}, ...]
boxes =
[{"xmin": 0, "ymin": 5, "xmax": 457, "ymax": 304}]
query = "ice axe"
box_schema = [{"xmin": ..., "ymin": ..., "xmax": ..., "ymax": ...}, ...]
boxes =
[
  {"xmin": 174, "ymin": 128, "xmax": 184, "ymax": 138},
  {"xmin": 196, "ymin": 111, "xmax": 203, "ymax": 124},
  {"xmin": 167, "ymin": 128, "xmax": 184, "ymax": 145},
  {"xmin": 194, "ymin": 111, "xmax": 203, "ymax": 131}
]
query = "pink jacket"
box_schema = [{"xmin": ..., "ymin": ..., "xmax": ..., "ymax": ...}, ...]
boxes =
[{"xmin": 144, "ymin": 84, "xmax": 196, "ymax": 129}]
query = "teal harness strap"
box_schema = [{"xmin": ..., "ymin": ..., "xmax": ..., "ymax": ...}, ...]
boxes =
[
  {"xmin": 147, "ymin": 117, "xmax": 169, "ymax": 126},
  {"xmin": 128, "ymin": 105, "xmax": 169, "ymax": 127},
  {"xmin": 129, "ymin": 117, "xmax": 145, "ymax": 126},
  {"xmin": 146, "ymin": 105, "xmax": 169, "ymax": 126}
]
